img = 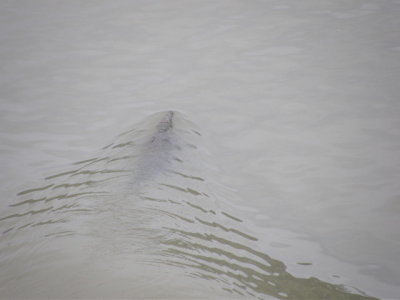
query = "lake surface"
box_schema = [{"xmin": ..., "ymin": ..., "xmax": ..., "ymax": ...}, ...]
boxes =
[{"xmin": 0, "ymin": 0, "xmax": 399, "ymax": 299}]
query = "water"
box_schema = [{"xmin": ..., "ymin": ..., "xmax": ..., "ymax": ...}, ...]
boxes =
[
  {"xmin": 0, "ymin": 1, "xmax": 399, "ymax": 299},
  {"xmin": 0, "ymin": 111, "xmax": 379, "ymax": 299}
]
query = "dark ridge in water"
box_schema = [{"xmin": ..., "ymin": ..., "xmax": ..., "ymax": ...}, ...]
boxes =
[{"xmin": 0, "ymin": 111, "xmax": 378, "ymax": 299}]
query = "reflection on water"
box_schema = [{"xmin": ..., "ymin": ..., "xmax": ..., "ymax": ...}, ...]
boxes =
[{"xmin": 0, "ymin": 111, "xmax": 377, "ymax": 299}]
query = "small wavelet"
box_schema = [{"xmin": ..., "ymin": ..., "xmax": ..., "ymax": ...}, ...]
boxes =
[{"xmin": 0, "ymin": 111, "xmax": 378, "ymax": 299}]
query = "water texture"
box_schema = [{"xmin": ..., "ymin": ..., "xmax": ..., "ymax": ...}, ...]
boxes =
[
  {"xmin": 0, "ymin": 111, "xmax": 378, "ymax": 299},
  {"xmin": 0, "ymin": 0, "xmax": 399, "ymax": 299}
]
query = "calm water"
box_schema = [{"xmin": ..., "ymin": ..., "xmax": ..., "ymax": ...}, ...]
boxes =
[{"xmin": 0, "ymin": 0, "xmax": 399, "ymax": 299}]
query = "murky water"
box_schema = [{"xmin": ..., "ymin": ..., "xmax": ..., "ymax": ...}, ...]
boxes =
[{"xmin": 0, "ymin": 1, "xmax": 399, "ymax": 299}]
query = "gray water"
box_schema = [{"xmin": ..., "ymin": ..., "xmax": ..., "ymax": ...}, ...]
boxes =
[{"xmin": 0, "ymin": 0, "xmax": 399, "ymax": 299}]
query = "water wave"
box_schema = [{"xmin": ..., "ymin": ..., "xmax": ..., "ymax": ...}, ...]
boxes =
[{"xmin": 0, "ymin": 111, "xmax": 377, "ymax": 299}]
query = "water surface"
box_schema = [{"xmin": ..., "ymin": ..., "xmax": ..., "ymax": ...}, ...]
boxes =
[{"xmin": 0, "ymin": 0, "xmax": 399, "ymax": 299}]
